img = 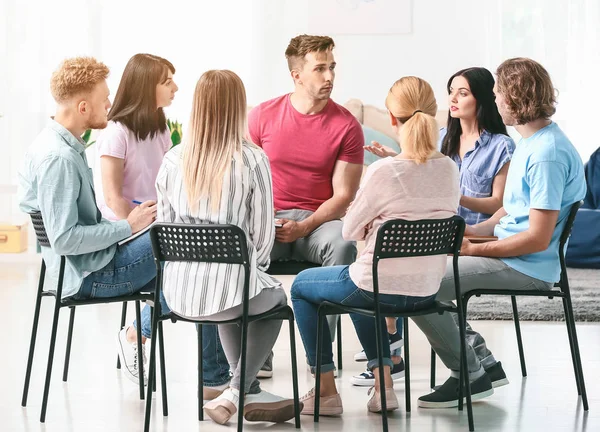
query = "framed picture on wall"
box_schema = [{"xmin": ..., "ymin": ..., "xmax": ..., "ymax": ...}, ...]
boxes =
[{"xmin": 308, "ymin": 0, "xmax": 412, "ymax": 35}]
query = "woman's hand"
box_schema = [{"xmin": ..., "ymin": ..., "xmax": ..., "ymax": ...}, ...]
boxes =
[{"xmin": 363, "ymin": 140, "xmax": 398, "ymax": 158}]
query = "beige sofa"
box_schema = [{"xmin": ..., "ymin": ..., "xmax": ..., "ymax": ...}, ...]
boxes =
[{"xmin": 343, "ymin": 99, "xmax": 448, "ymax": 144}]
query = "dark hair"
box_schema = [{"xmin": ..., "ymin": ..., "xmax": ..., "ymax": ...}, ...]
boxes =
[
  {"xmin": 496, "ymin": 57, "xmax": 556, "ymax": 124},
  {"xmin": 441, "ymin": 67, "xmax": 508, "ymax": 159},
  {"xmin": 108, "ymin": 53, "xmax": 175, "ymax": 141}
]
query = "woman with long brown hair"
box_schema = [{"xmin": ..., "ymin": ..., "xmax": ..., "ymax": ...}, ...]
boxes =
[{"xmin": 155, "ymin": 70, "xmax": 300, "ymax": 425}]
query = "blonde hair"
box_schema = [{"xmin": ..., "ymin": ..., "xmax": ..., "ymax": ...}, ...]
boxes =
[
  {"xmin": 50, "ymin": 57, "xmax": 109, "ymax": 103},
  {"xmin": 182, "ymin": 70, "xmax": 247, "ymax": 211},
  {"xmin": 385, "ymin": 76, "xmax": 438, "ymax": 164}
]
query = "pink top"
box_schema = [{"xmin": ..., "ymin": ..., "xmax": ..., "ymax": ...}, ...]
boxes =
[
  {"xmin": 343, "ymin": 156, "xmax": 460, "ymax": 297},
  {"xmin": 94, "ymin": 121, "xmax": 171, "ymax": 221},
  {"xmin": 248, "ymin": 94, "xmax": 364, "ymax": 212}
]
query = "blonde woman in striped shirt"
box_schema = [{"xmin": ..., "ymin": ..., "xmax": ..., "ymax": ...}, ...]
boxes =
[{"xmin": 155, "ymin": 70, "xmax": 300, "ymax": 425}]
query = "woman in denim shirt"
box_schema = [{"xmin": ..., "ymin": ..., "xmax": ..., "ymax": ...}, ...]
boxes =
[{"xmin": 366, "ymin": 67, "xmax": 515, "ymax": 224}]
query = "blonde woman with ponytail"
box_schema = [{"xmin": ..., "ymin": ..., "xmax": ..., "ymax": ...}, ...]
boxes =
[
  {"xmin": 291, "ymin": 77, "xmax": 460, "ymax": 416},
  {"xmin": 155, "ymin": 70, "xmax": 300, "ymax": 425}
]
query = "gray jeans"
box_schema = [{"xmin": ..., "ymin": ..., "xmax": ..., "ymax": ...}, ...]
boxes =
[
  {"xmin": 203, "ymin": 288, "xmax": 287, "ymax": 393},
  {"xmin": 412, "ymin": 256, "xmax": 553, "ymax": 376},
  {"xmin": 272, "ymin": 209, "xmax": 357, "ymax": 340}
]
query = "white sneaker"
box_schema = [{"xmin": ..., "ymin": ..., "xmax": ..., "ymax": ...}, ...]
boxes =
[
  {"xmin": 243, "ymin": 389, "xmax": 300, "ymax": 423},
  {"xmin": 116, "ymin": 328, "xmax": 148, "ymax": 386}
]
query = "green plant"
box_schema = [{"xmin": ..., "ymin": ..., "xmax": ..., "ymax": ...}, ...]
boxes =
[
  {"xmin": 167, "ymin": 119, "xmax": 183, "ymax": 147},
  {"xmin": 81, "ymin": 129, "xmax": 95, "ymax": 148}
]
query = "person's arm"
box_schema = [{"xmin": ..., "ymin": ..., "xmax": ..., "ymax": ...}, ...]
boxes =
[
  {"xmin": 462, "ymin": 208, "xmax": 558, "ymax": 257},
  {"xmin": 247, "ymin": 106, "xmax": 262, "ymax": 147},
  {"xmin": 155, "ymin": 158, "xmax": 176, "ymax": 223},
  {"xmin": 100, "ymin": 155, "xmax": 134, "ymax": 219},
  {"xmin": 463, "ymin": 160, "xmax": 567, "ymax": 257},
  {"xmin": 37, "ymin": 156, "xmax": 132, "ymax": 255},
  {"xmin": 275, "ymin": 160, "xmax": 362, "ymax": 242},
  {"xmin": 465, "ymin": 207, "xmax": 507, "ymax": 237},
  {"xmin": 249, "ymin": 153, "xmax": 276, "ymax": 271},
  {"xmin": 460, "ymin": 162, "xmax": 510, "ymax": 215},
  {"xmin": 341, "ymin": 167, "xmax": 382, "ymax": 241}
]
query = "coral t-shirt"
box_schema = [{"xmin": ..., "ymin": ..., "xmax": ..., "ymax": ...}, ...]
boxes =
[
  {"xmin": 248, "ymin": 94, "xmax": 364, "ymax": 212},
  {"xmin": 94, "ymin": 121, "xmax": 171, "ymax": 221}
]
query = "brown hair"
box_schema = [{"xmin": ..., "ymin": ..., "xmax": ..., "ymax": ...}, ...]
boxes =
[
  {"xmin": 385, "ymin": 76, "xmax": 439, "ymax": 164},
  {"xmin": 50, "ymin": 57, "xmax": 109, "ymax": 103},
  {"xmin": 182, "ymin": 70, "xmax": 247, "ymax": 212},
  {"xmin": 285, "ymin": 35, "xmax": 335, "ymax": 71},
  {"xmin": 496, "ymin": 57, "xmax": 556, "ymax": 124},
  {"xmin": 108, "ymin": 53, "xmax": 175, "ymax": 141}
]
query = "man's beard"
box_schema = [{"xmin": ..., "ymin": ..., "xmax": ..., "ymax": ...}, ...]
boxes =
[{"xmin": 87, "ymin": 117, "xmax": 108, "ymax": 130}]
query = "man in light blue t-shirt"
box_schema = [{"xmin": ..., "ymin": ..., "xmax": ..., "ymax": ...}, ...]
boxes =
[{"xmin": 414, "ymin": 58, "xmax": 586, "ymax": 409}]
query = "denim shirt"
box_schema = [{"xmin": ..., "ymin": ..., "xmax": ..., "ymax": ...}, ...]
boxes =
[
  {"xmin": 18, "ymin": 119, "xmax": 132, "ymax": 298},
  {"xmin": 439, "ymin": 128, "xmax": 515, "ymax": 225}
]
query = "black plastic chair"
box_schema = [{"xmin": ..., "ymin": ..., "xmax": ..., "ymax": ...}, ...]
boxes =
[
  {"xmin": 429, "ymin": 200, "xmax": 589, "ymax": 411},
  {"xmin": 144, "ymin": 223, "xmax": 302, "ymax": 432},
  {"xmin": 313, "ymin": 216, "xmax": 475, "ymax": 432},
  {"xmin": 21, "ymin": 212, "xmax": 154, "ymax": 423},
  {"xmin": 267, "ymin": 260, "xmax": 344, "ymax": 370}
]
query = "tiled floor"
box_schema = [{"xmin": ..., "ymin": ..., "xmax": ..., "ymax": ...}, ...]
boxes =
[{"xmin": 2, "ymin": 262, "xmax": 599, "ymax": 431}]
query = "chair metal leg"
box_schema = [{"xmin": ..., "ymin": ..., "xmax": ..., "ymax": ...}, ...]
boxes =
[
  {"xmin": 237, "ymin": 317, "xmax": 249, "ymax": 432},
  {"xmin": 562, "ymin": 297, "xmax": 582, "ymax": 395},
  {"xmin": 375, "ymin": 314, "xmax": 388, "ymax": 432},
  {"xmin": 563, "ymin": 296, "xmax": 589, "ymax": 410},
  {"xmin": 134, "ymin": 301, "xmax": 145, "ymax": 400},
  {"xmin": 22, "ymin": 260, "xmax": 46, "ymax": 407},
  {"xmin": 314, "ymin": 311, "xmax": 325, "ymax": 422},
  {"xmin": 336, "ymin": 316, "xmax": 343, "ymax": 370},
  {"xmin": 430, "ymin": 348, "xmax": 436, "ymax": 390},
  {"xmin": 40, "ymin": 297, "xmax": 62, "ymax": 422},
  {"xmin": 511, "ymin": 296, "xmax": 527, "ymax": 377},
  {"xmin": 158, "ymin": 321, "xmax": 168, "ymax": 416},
  {"xmin": 117, "ymin": 302, "xmax": 128, "ymax": 369},
  {"xmin": 143, "ymin": 312, "xmax": 160, "ymax": 432},
  {"xmin": 288, "ymin": 314, "xmax": 301, "ymax": 428},
  {"xmin": 403, "ymin": 317, "xmax": 411, "ymax": 412},
  {"xmin": 457, "ymin": 307, "xmax": 474, "ymax": 431},
  {"xmin": 62, "ymin": 306, "xmax": 76, "ymax": 382},
  {"xmin": 198, "ymin": 324, "xmax": 204, "ymax": 421}
]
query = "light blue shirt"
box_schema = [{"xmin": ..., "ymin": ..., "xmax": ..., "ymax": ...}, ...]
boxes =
[
  {"xmin": 18, "ymin": 119, "xmax": 132, "ymax": 298},
  {"xmin": 495, "ymin": 122, "xmax": 586, "ymax": 283},
  {"xmin": 439, "ymin": 128, "xmax": 515, "ymax": 224}
]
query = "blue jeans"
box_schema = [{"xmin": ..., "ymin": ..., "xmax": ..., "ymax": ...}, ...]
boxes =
[
  {"xmin": 74, "ymin": 233, "xmax": 231, "ymax": 386},
  {"xmin": 291, "ymin": 265, "xmax": 436, "ymax": 373}
]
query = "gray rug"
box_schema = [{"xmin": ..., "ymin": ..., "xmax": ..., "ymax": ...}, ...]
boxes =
[{"xmin": 466, "ymin": 268, "xmax": 600, "ymax": 322}]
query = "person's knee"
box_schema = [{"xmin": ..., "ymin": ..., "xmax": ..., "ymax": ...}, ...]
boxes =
[{"xmin": 323, "ymin": 237, "xmax": 356, "ymax": 265}]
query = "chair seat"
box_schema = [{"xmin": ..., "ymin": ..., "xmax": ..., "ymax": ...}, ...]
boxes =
[
  {"xmin": 467, "ymin": 288, "xmax": 565, "ymax": 299},
  {"xmin": 266, "ymin": 261, "xmax": 320, "ymax": 275},
  {"xmin": 161, "ymin": 304, "xmax": 294, "ymax": 326},
  {"xmin": 318, "ymin": 300, "xmax": 455, "ymax": 317},
  {"xmin": 41, "ymin": 290, "xmax": 155, "ymax": 307}
]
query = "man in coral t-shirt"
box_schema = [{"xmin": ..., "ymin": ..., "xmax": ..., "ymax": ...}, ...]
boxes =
[{"xmin": 248, "ymin": 34, "xmax": 364, "ymax": 376}]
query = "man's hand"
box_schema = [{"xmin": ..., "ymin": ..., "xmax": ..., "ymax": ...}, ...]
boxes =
[
  {"xmin": 275, "ymin": 219, "xmax": 307, "ymax": 243},
  {"xmin": 127, "ymin": 200, "xmax": 157, "ymax": 234},
  {"xmin": 459, "ymin": 237, "xmax": 480, "ymax": 256}
]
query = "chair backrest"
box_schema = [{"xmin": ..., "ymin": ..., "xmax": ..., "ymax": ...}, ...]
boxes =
[
  {"xmin": 373, "ymin": 216, "xmax": 465, "ymax": 262},
  {"xmin": 30, "ymin": 212, "xmax": 51, "ymax": 247},
  {"xmin": 559, "ymin": 200, "xmax": 584, "ymax": 248},
  {"xmin": 149, "ymin": 223, "xmax": 250, "ymax": 266}
]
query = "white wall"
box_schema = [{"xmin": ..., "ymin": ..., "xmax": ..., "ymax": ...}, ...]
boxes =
[{"xmin": 2, "ymin": 0, "xmax": 600, "ymax": 226}]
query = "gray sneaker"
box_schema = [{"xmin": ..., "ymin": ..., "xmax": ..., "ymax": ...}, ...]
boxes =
[{"xmin": 257, "ymin": 352, "xmax": 273, "ymax": 378}]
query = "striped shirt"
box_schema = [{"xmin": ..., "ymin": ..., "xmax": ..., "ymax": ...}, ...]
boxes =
[{"xmin": 155, "ymin": 142, "xmax": 281, "ymax": 319}]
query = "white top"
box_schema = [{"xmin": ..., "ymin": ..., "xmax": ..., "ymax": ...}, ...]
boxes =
[{"xmin": 156, "ymin": 142, "xmax": 281, "ymax": 318}]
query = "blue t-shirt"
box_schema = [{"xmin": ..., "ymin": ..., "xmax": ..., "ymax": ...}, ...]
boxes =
[
  {"xmin": 495, "ymin": 122, "xmax": 586, "ymax": 283},
  {"xmin": 439, "ymin": 128, "xmax": 515, "ymax": 224}
]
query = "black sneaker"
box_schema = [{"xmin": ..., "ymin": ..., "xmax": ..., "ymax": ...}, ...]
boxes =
[
  {"xmin": 418, "ymin": 374, "xmax": 494, "ymax": 408},
  {"xmin": 257, "ymin": 352, "xmax": 273, "ymax": 378},
  {"xmin": 388, "ymin": 332, "xmax": 403, "ymax": 351},
  {"xmin": 486, "ymin": 361, "xmax": 509, "ymax": 388},
  {"xmin": 432, "ymin": 362, "xmax": 509, "ymax": 391},
  {"xmin": 350, "ymin": 359, "xmax": 405, "ymax": 386}
]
